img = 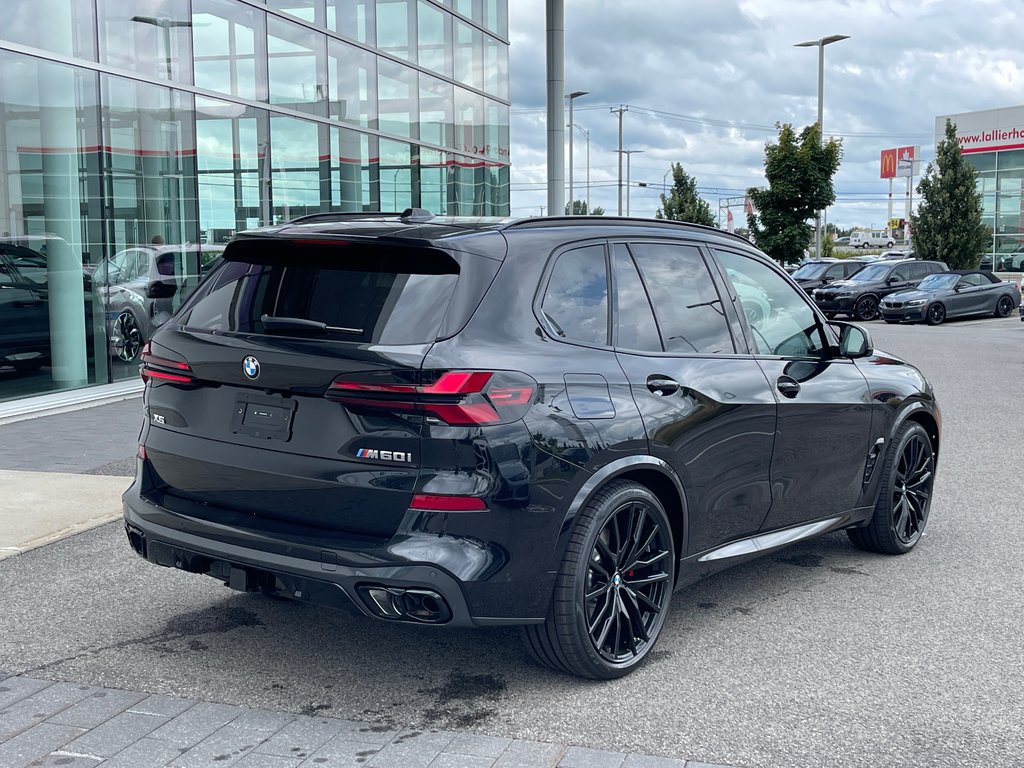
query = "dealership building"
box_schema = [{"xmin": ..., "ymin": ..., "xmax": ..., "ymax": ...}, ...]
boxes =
[
  {"xmin": 937, "ymin": 104, "xmax": 1024, "ymax": 271},
  {"xmin": 0, "ymin": 0, "xmax": 509, "ymax": 406}
]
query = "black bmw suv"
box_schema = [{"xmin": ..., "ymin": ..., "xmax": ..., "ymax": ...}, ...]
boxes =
[
  {"xmin": 123, "ymin": 213, "xmax": 941, "ymax": 679},
  {"xmin": 812, "ymin": 258, "xmax": 948, "ymax": 321}
]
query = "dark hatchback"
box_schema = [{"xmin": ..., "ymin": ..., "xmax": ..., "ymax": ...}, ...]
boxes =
[
  {"xmin": 123, "ymin": 213, "xmax": 941, "ymax": 679},
  {"xmin": 812, "ymin": 258, "xmax": 948, "ymax": 321},
  {"xmin": 880, "ymin": 270, "xmax": 1021, "ymax": 325}
]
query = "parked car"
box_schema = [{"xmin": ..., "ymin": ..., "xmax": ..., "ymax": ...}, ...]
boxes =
[
  {"xmin": 834, "ymin": 236, "xmax": 851, "ymax": 247},
  {"xmin": 0, "ymin": 250, "xmax": 50, "ymax": 372},
  {"xmin": 813, "ymin": 258, "xmax": 949, "ymax": 321},
  {"xmin": 789, "ymin": 258, "xmax": 868, "ymax": 295},
  {"xmin": 93, "ymin": 244, "xmax": 225, "ymax": 362},
  {"xmin": 879, "ymin": 249, "xmax": 915, "ymax": 260},
  {"xmin": 880, "ymin": 270, "xmax": 1021, "ymax": 325},
  {"xmin": 0, "ymin": 242, "xmax": 94, "ymax": 373},
  {"xmin": 123, "ymin": 212, "xmax": 941, "ymax": 679}
]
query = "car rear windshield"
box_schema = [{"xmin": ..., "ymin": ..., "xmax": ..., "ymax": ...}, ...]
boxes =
[{"xmin": 175, "ymin": 239, "xmax": 460, "ymax": 345}]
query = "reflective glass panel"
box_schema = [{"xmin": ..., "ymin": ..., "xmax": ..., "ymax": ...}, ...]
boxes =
[
  {"xmin": 419, "ymin": 74, "xmax": 453, "ymax": 148},
  {"xmin": 483, "ymin": 35, "xmax": 508, "ymax": 100},
  {"xmin": 483, "ymin": 0, "xmax": 507, "ymax": 37},
  {"xmin": 454, "ymin": 87, "xmax": 484, "ymax": 155},
  {"xmin": 328, "ymin": 0, "xmax": 374, "ymax": 44},
  {"xmin": 419, "ymin": 148, "xmax": 447, "ymax": 215},
  {"xmin": 0, "ymin": 51, "xmax": 105, "ymax": 399},
  {"xmin": 268, "ymin": 16, "xmax": 327, "ymax": 116},
  {"xmin": 418, "ymin": 1, "xmax": 451, "ymax": 76},
  {"xmin": 454, "ymin": 19, "xmax": 483, "ymax": 92},
  {"xmin": 378, "ymin": 59, "xmax": 417, "ymax": 139},
  {"xmin": 270, "ymin": 116, "xmax": 327, "ymax": 221},
  {"xmin": 266, "ymin": 0, "xmax": 323, "ymax": 23},
  {"xmin": 97, "ymin": 0, "xmax": 193, "ymax": 84},
  {"xmin": 379, "ymin": 139, "xmax": 412, "ymax": 211},
  {"xmin": 196, "ymin": 96, "xmax": 268, "ymax": 238},
  {"xmin": 1, "ymin": 0, "xmax": 96, "ymax": 60},
  {"xmin": 332, "ymin": 128, "xmax": 378, "ymax": 210},
  {"xmin": 328, "ymin": 39, "xmax": 377, "ymax": 128},
  {"xmin": 376, "ymin": 0, "xmax": 414, "ymax": 62},
  {"xmin": 484, "ymin": 99, "xmax": 509, "ymax": 162},
  {"xmin": 192, "ymin": 0, "xmax": 268, "ymax": 101}
]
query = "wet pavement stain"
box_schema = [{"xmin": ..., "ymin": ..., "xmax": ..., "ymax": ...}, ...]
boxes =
[
  {"xmin": 829, "ymin": 565, "xmax": 870, "ymax": 576},
  {"xmin": 21, "ymin": 603, "xmax": 267, "ymax": 675},
  {"xmin": 300, "ymin": 702, "xmax": 332, "ymax": 716},
  {"xmin": 777, "ymin": 553, "xmax": 823, "ymax": 568},
  {"xmin": 420, "ymin": 671, "xmax": 507, "ymax": 729}
]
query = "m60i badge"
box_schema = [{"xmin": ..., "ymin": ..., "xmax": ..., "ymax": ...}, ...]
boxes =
[{"xmin": 356, "ymin": 448, "xmax": 413, "ymax": 463}]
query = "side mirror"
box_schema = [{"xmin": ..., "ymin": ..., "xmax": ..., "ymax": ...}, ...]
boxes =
[
  {"xmin": 886, "ymin": 276, "xmax": 897, "ymax": 285},
  {"xmin": 147, "ymin": 280, "xmax": 177, "ymax": 299},
  {"xmin": 834, "ymin": 322, "xmax": 873, "ymax": 358}
]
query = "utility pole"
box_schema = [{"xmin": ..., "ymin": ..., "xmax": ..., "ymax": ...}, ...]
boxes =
[
  {"xmin": 611, "ymin": 105, "xmax": 628, "ymax": 216},
  {"xmin": 545, "ymin": 1, "xmax": 564, "ymax": 218}
]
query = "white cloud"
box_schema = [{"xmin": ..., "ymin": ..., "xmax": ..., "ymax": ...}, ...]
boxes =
[{"xmin": 508, "ymin": 0, "xmax": 1024, "ymax": 227}]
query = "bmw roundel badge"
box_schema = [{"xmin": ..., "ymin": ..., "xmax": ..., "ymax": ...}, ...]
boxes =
[{"xmin": 243, "ymin": 356, "xmax": 260, "ymax": 380}]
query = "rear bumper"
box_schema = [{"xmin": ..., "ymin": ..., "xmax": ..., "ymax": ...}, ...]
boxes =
[{"xmin": 122, "ymin": 480, "xmax": 552, "ymax": 627}]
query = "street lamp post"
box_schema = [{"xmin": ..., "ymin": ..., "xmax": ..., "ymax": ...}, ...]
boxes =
[
  {"xmin": 131, "ymin": 15, "xmax": 193, "ymax": 80},
  {"xmin": 619, "ymin": 149, "xmax": 643, "ymax": 216},
  {"xmin": 794, "ymin": 34, "xmax": 849, "ymax": 257},
  {"xmin": 573, "ymin": 124, "xmax": 591, "ymax": 214},
  {"xmin": 566, "ymin": 91, "xmax": 588, "ymax": 214}
]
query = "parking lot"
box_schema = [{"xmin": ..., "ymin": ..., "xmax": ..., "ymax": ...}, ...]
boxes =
[{"xmin": 1, "ymin": 316, "xmax": 1022, "ymax": 768}]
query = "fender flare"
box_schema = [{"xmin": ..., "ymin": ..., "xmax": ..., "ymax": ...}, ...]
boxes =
[{"xmin": 556, "ymin": 455, "xmax": 690, "ymax": 559}]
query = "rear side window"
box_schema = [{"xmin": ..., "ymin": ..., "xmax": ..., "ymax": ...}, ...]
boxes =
[
  {"xmin": 612, "ymin": 245, "xmax": 661, "ymax": 351},
  {"xmin": 178, "ymin": 241, "xmax": 460, "ymax": 345},
  {"xmin": 630, "ymin": 242, "xmax": 734, "ymax": 354},
  {"xmin": 541, "ymin": 245, "xmax": 609, "ymax": 346}
]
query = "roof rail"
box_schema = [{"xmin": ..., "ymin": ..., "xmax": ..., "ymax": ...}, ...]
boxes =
[
  {"xmin": 286, "ymin": 211, "xmax": 405, "ymax": 224},
  {"xmin": 500, "ymin": 216, "xmax": 754, "ymax": 246}
]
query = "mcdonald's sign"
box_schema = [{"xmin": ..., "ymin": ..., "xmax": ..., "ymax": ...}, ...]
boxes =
[{"xmin": 880, "ymin": 148, "xmax": 897, "ymax": 179}]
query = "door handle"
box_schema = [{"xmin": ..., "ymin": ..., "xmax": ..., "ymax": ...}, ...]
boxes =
[
  {"xmin": 646, "ymin": 375, "xmax": 680, "ymax": 397},
  {"xmin": 777, "ymin": 376, "xmax": 801, "ymax": 398}
]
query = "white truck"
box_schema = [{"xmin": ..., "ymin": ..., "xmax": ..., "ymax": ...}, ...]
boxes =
[{"xmin": 849, "ymin": 229, "xmax": 895, "ymax": 249}]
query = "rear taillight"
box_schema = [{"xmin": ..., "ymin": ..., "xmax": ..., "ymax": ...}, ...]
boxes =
[
  {"xmin": 326, "ymin": 370, "xmax": 536, "ymax": 426},
  {"xmin": 140, "ymin": 342, "xmax": 196, "ymax": 385}
]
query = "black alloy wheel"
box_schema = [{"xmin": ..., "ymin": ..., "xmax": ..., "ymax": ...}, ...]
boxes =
[
  {"xmin": 854, "ymin": 295, "xmax": 879, "ymax": 321},
  {"xmin": 995, "ymin": 295, "xmax": 1015, "ymax": 317},
  {"xmin": 848, "ymin": 421, "xmax": 935, "ymax": 555},
  {"xmin": 926, "ymin": 302, "xmax": 946, "ymax": 326},
  {"xmin": 112, "ymin": 311, "xmax": 143, "ymax": 362},
  {"xmin": 522, "ymin": 481, "xmax": 675, "ymax": 679}
]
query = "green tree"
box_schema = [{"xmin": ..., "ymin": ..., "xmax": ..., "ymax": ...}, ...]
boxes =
[
  {"xmin": 746, "ymin": 123, "xmax": 843, "ymax": 266},
  {"xmin": 910, "ymin": 119, "xmax": 989, "ymax": 269},
  {"xmin": 565, "ymin": 199, "xmax": 605, "ymax": 216},
  {"xmin": 821, "ymin": 232, "xmax": 836, "ymax": 259},
  {"xmin": 655, "ymin": 163, "xmax": 715, "ymax": 226}
]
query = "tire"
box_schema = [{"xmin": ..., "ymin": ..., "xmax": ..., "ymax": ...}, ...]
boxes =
[
  {"xmin": 522, "ymin": 481, "xmax": 675, "ymax": 679},
  {"xmin": 886, "ymin": 241, "xmax": 895, "ymax": 248},
  {"xmin": 925, "ymin": 302, "xmax": 945, "ymax": 326},
  {"xmin": 112, "ymin": 310, "xmax": 144, "ymax": 362},
  {"xmin": 847, "ymin": 421, "xmax": 934, "ymax": 555},
  {"xmin": 995, "ymin": 294, "xmax": 1015, "ymax": 318},
  {"xmin": 854, "ymin": 295, "xmax": 879, "ymax": 322}
]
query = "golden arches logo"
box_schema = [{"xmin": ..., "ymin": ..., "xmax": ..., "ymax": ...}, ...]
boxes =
[{"xmin": 880, "ymin": 149, "xmax": 897, "ymax": 179}]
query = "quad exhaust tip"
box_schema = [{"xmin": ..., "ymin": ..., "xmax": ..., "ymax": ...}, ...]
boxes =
[{"xmin": 358, "ymin": 585, "xmax": 452, "ymax": 624}]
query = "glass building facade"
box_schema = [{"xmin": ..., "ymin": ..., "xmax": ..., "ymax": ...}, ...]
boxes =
[
  {"xmin": 938, "ymin": 106, "xmax": 1024, "ymax": 272},
  {"xmin": 0, "ymin": 0, "xmax": 509, "ymax": 403}
]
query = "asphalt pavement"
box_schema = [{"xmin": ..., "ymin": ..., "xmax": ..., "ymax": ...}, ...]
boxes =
[{"xmin": 1, "ymin": 317, "xmax": 1022, "ymax": 768}]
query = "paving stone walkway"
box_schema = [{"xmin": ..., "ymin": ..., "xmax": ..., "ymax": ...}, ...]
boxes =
[{"xmin": 0, "ymin": 674, "xmax": 733, "ymax": 768}]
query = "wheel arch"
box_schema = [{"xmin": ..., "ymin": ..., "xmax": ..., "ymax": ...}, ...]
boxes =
[
  {"xmin": 558, "ymin": 457, "xmax": 689, "ymax": 570},
  {"xmin": 899, "ymin": 407, "xmax": 940, "ymax": 463}
]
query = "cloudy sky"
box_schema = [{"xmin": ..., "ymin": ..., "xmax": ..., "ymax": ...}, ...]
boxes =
[{"xmin": 505, "ymin": 0, "xmax": 1023, "ymax": 229}]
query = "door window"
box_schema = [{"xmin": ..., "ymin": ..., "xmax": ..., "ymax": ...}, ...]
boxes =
[
  {"xmin": 889, "ymin": 266, "xmax": 910, "ymax": 281},
  {"xmin": 541, "ymin": 244, "xmax": 609, "ymax": 346},
  {"xmin": 612, "ymin": 245, "xmax": 661, "ymax": 351},
  {"xmin": 629, "ymin": 242, "xmax": 734, "ymax": 354},
  {"xmin": 824, "ymin": 263, "xmax": 846, "ymax": 281},
  {"xmin": 958, "ymin": 273, "xmax": 987, "ymax": 287},
  {"xmin": 716, "ymin": 250, "xmax": 829, "ymax": 358}
]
